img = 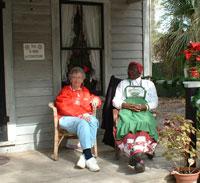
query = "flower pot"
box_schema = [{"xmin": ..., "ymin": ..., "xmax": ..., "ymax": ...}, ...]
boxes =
[
  {"xmin": 189, "ymin": 70, "xmax": 200, "ymax": 78},
  {"xmin": 171, "ymin": 167, "xmax": 200, "ymax": 183}
]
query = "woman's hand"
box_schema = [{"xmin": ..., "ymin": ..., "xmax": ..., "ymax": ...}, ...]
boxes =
[
  {"xmin": 122, "ymin": 103, "xmax": 147, "ymax": 112},
  {"xmin": 91, "ymin": 97, "xmax": 100, "ymax": 108},
  {"xmin": 128, "ymin": 103, "xmax": 141, "ymax": 112},
  {"xmin": 79, "ymin": 113, "xmax": 91, "ymax": 122}
]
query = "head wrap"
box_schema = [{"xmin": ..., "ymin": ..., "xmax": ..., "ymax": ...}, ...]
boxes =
[{"xmin": 128, "ymin": 61, "xmax": 143, "ymax": 74}]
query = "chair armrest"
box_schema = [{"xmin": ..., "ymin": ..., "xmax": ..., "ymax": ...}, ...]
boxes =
[
  {"xmin": 92, "ymin": 106, "xmax": 97, "ymax": 117},
  {"xmin": 151, "ymin": 109, "xmax": 157, "ymax": 118},
  {"xmin": 49, "ymin": 102, "xmax": 57, "ymax": 112},
  {"xmin": 113, "ymin": 108, "xmax": 119, "ymax": 126},
  {"xmin": 48, "ymin": 102, "xmax": 59, "ymax": 128}
]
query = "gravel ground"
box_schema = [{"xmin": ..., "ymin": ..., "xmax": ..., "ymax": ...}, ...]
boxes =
[{"xmin": 156, "ymin": 97, "xmax": 185, "ymax": 126}]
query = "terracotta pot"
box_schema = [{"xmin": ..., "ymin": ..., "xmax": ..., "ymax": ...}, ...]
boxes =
[
  {"xmin": 171, "ymin": 167, "xmax": 200, "ymax": 183},
  {"xmin": 189, "ymin": 70, "xmax": 199, "ymax": 78}
]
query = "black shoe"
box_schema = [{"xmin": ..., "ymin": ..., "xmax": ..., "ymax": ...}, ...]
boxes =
[
  {"xmin": 128, "ymin": 155, "xmax": 137, "ymax": 167},
  {"xmin": 146, "ymin": 152, "xmax": 155, "ymax": 160},
  {"xmin": 135, "ymin": 161, "xmax": 145, "ymax": 173},
  {"xmin": 128, "ymin": 153, "xmax": 144, "ymax": 171},
  {"xmin": 128, "ymin": 153, "xmax": 142, "ymax": 167}
]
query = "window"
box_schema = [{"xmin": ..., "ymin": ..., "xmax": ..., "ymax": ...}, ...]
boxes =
[{"xmin": 60, "ymin": 1, "xmax": 104, "ymax": 95}]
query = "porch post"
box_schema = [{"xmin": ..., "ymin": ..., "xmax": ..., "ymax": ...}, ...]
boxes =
[
  {"xmin": 143, "ymin": 0, "xmax": 151, "ymax": 77},
  {"xmin": 0, "ymin": 0, "xmax": 8, "ymax": 141},
  {"xmin": 183, "ymin": 81, "xmax": 200, "ymax": 166}
]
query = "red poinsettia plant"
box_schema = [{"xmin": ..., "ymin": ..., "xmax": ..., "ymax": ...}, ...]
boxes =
[
  {"xmin": 183, "ymin": 42, "xmax": 200, "ymax": 62},
  {"xmin": 183, "ymin": 42, "xmax": 200, "ymax": 79}
]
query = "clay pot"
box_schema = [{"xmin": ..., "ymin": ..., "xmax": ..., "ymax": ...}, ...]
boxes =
[
  {"xmin": 171, "ymin": 167, "xmax": 200, "ymax": 183},
  {"xmin": 189, "ymin": 67, "xmax": 200, "ymax": 78}
]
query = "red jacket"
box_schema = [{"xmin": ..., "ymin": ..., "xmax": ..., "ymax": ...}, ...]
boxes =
[{"xmin": 55, "ymin": 85, "xmax": 101, "ymax": 117}]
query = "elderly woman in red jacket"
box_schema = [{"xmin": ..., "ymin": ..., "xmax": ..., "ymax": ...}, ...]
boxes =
[{"xmin": 55, "ymin": 67, "xmax": 101, "ymax": 172}]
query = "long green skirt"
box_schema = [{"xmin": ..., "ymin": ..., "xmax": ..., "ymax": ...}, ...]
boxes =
[{"xmin": 116, "ymin": 97, "xmax": 158, "ymax": 141}]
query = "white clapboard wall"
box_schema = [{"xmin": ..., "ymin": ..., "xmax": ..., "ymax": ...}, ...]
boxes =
[
  {"xmin": 111, "ymin": 0, "xmax": 143, "ymax": 79},
  {"xmin": 11, "ymin": 0, "xmax": 54, "ymax": 152},
  {"xmin": 0, "ymin": 0, "xmax": 145, "ymax": 152}
]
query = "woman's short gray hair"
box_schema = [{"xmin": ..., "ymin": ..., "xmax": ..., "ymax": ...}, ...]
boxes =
[{"xmin": 68, "ymin": 66, "xmax": 86, "ymax": 80}]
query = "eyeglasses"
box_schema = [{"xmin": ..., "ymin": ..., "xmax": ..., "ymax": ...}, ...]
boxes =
[{"xmin": 70, "ymin": 76, "xmax": 84, "ymax": 80}]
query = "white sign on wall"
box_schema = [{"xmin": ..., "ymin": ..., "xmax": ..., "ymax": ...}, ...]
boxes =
[{"xmin": 23, "ymin": 43, "xmax": 45, "ymax": 60}]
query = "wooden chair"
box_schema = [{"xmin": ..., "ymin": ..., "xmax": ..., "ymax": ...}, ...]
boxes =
[
  {"xmin": 102, "ymin": 75, "xmax": 122, "ymax": 147},
  {"xmin": 49, "ymin": 102, "xmax": 98, "ymax": 161}
]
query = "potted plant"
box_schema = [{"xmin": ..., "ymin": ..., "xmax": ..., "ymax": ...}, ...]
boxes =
[
  {"xmin": 183, "ymin": 42, "xmax": 200, "ymax": 80},
  {"xmin": 159, "ymin": 114, "xmax": 200, "ymax": 183}
]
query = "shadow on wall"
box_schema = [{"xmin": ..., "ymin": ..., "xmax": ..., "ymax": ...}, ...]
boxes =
[{"xmin": 33, "ymin": 111, "xmax": 54, "ymax": 152}]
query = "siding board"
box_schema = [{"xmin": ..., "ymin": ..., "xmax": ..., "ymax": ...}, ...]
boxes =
[
  {"xmin": 15, "ymin": 80, "xmax": 52, "ymax": 89},
  {"xmin": 16, "ymin": 124, "xmax": 53, "ymax": 136},
  {"xmin": 0, "ymin": 141, "xmax": 53, "ymax": 153},
  {"xmin": 15, "ymin": 132, "xmax": 53, "ymax": 145},
  {"xmin": 112, "ymin": 10, "xmax": 142, "ymax": 18},
  {"xmin": 16, "ymin": 105, "xmax": 51, "ymax": 117},
  {"xmin": 10, "ymin": 0, "xmax": 53, "ymax": 152},
  {"xmin": 16, "ymin": 96, "xmax": 53, "ymax": 107},
  {"xmin": 14, "ymin": 75, "xmax": 52, "ymax": 83},
  {"xmin": 112, "ymin": 26, "xmax": 142, "ymax": 34},
  {"xmin": 112, "ymin": 43, "xmax": 142, "ymax": 51},
  {"xmin": 13, "ymin": 24, "xmax": 51, "ymax": 33},
  {"xmin": 13, "ymin": 0, "xmax": 50, "ymax": 5},
  {"xmin": 13, "ymin": 4, "xmax": 51, "ymax": 15},
  {"xmin": 14, "ymin": 63, "xmax": 52, "ymax": 81},
  {"xmin": 15, "ymin": 88, "xmax": 52, "ymax": 97},
  {"xmin": 112, "ymin": 59, "xmax": 142, "ymax": 67},
  {"xmin": 13, "ymin": 32, "xmax": 51, "ymax": 42},
  {"xmin": 112, "ymin": 34, "xmax": 142, "ymax": 43},
  {"xmin": 112, "ymin": 67, "xmax": 128, "ymax": 76},
  {"xmin": 14, "ymin": 73, "xmax": 52, "ymax": 81},
  {"xmin": 112, "ymin": 51, "xmax": 142, "ymax": 59},
  {"xmin": 14, "ymin": 64, "xmax": 52, "ymax": 74},
  {"xmin": 13, "ymin": 14, "xmax": 51, "ymax": 25},
  {"xmin": 112, "ymin": 18, "xmax": 142, "ymax": 26},
  {"xmin": 16, "ymin": 115, "xmax": 52, "ymax": 125},
  {"xmin": 111, "ymin": 2, "xmax": 142, "ymax": 10},
  {"xmin": 111, "ymin": 0, "xmax": 143, "ymax": 78}
]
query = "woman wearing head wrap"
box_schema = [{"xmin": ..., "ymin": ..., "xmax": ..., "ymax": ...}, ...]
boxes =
[{"xmin": 112, "ymin": 61, "xmax": 158, "ymax": 173}]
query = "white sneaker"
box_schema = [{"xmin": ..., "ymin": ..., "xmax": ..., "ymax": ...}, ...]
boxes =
[
  {"xmin": 86, "ymin": 157, "xmax": 100, "ymax": 172},
  {"xmin": 76, "ymin": 154, "xmax": 86, "ymax": 169}
]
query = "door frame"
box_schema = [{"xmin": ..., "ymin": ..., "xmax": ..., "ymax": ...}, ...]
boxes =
[
  {"xmin": 0, "ymin": 0, "xmax": 7, "ymax": 141},
  {"xmin": 0, "ymin": 0, "xmax": 16, "ymax": 146}
]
